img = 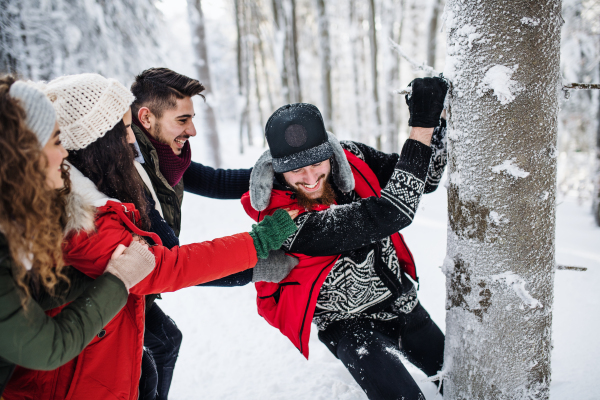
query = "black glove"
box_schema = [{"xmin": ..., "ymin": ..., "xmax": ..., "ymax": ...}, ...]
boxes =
[{"xmin": 405, "ymin": 76, "xmax": 448, "ymax": 128}]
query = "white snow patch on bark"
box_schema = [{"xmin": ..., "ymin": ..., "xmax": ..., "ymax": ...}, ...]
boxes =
[
  {"xmin": 441, "ymin": 256, "xmax": 454, "ymax": 277},
  {"xmin": 491, "ymin": 159, "xmax": 530, "ymax": 178},
  {"xmin": 492, "ymin": 272, "xmax": 543, "ymax": 309},
  {"xmin": 488, "ymin": 211, "xmax": 502, "ymax": 224},
  {"xmin": 478, "ymin": 65, "xmax": 524, "ymax": 105},
  {"xmin": 447, "ymin": 128, "xmax": 464, "ymax": 141},
  {"xmin": 520, "ymin": 17, "xmax": 540, "ymax": 26}
]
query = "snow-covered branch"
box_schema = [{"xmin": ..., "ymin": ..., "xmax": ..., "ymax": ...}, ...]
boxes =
[{"xmin": 388, "ymin": 38, "xmax": 437, "ymax": 75}]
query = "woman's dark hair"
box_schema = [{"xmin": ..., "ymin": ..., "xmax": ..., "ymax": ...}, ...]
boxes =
[{"xmin": 67, "ymin": 121, "xmax": 150, "ymax": 229}]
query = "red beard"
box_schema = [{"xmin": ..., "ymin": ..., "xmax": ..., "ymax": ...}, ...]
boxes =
[{"xmin": 292, "ymin": 176, "xmax": 337, "ymax": 210}]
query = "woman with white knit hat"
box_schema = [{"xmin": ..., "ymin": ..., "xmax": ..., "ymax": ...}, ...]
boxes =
[
  {"xmin": 0, "ymin": 75, "xmax": 156, "ymax": 399},
  {"xmin": 5, "ymin": 73, "xmax": 299, "ymax": 400}
]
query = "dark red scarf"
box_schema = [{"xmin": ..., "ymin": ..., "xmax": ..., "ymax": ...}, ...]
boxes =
[{"xmin": 134, "ymin": 119, "xmax": 191, "ymax": 187}]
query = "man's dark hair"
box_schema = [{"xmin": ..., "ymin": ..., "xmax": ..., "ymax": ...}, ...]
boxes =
[{"xmin": 131, "ymin": 67, "xmax": 205, "ymax": 119}]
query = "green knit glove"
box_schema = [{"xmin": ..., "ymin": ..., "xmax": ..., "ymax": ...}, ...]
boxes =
[{"xmin": 249, "ymin": 209, "xmax": 298, "ymax": 259}]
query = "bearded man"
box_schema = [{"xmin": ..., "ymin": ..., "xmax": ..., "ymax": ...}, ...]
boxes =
[{"xmin": 242, "ymin": 77, "xmax": 448, "ymax": 400}]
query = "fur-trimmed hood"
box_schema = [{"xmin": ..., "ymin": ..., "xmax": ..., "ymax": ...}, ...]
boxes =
[
  {"xmin": 63, "ymin": 162, "xmax": 118, "ymax": 234},
  {"xmin": 249, "ymin": 132, "xmax": 355, "ymax": 212}
]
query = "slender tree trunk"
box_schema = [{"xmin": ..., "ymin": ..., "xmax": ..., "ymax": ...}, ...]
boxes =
[
  {"xmin": 368, "ymin": 0, "xmax": 382, "ymax": 149},
  {"xmin": 235, "ymin": 0, "xmax": 251, "ymax": 153},
  {"xmin": 234, "ymin": 0, "xmax": 243, "ymax": 95},
  {"xmin": 593, "ymin": 64, "xmax": 600, "ymax": 225},
  {"xmin": 315, "ymin": 0, "xmax": 333, "ymax": 129},
  {"xmin": 187, "ymin": 0, "xmax": 221, "ymax": 167},
  {"xmin": 443, "ymin": 1, "xmax": 561, "ymax": 398},
  {"xmin": 289, "ymin": 0, "xmax": 302, "ymax": 102},
  {"xmin": 384, "ymin": 0, "xmax": 402, "ymax": 152},
  {"xmin": 349, "ymin": 0, "xmax": 364, "ymax": 140},
  {"xmin": 272, "ymin": 0, "xmax": 290, "ymax": 102},
  {"xmin": 426, "ymin": 0, "xmax": 442, "ymax": 76}
]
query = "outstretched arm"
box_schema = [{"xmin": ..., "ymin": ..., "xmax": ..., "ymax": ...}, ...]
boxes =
[
  {"xmin": 183, "ymin": 162, "xmax": 251, "ymax": 199},
  {"xmin": 285, "ymin": 135, "xmax": 432, "ymax": 257}
]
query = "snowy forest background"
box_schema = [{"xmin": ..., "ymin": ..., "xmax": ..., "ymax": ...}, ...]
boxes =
[
  {"xmin": 1, "ymin": 0, "xmax": 599, "ymax": 206},
  {"xmin": 1, "ymin": 0, "xmax": 599, "ymax": 399}
]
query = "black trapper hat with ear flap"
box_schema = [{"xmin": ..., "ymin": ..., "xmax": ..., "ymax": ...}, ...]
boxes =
[
  {"xmin": 265, "ymin": 103, "xmax": 333, "ymax": 173},
  {"xmin": 250, "ymin": 103, "xmax": 356, "ymax": 212}
]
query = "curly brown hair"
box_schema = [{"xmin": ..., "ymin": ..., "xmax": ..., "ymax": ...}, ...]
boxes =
[{"xmin": 0, "ymin": 75, "xmax": 70, "ymax": 303}]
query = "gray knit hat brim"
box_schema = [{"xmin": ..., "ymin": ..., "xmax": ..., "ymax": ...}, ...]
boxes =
[{"xmin": 9, "ymin": 81, "xmax": 56, "ymax": 147}]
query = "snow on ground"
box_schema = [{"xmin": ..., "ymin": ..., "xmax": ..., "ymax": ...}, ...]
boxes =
[{"xmin": 158, "ymin": 123, "xmax": 600, "ymax": 399}]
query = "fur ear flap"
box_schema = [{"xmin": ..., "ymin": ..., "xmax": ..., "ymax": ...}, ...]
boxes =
[
  {"xmin": 328, "ymin": 132, "xmax": 355, "ymax": 192},
  {"xmin": 250, "ymin": 150, "xmax": 275, "ymax": 211}
]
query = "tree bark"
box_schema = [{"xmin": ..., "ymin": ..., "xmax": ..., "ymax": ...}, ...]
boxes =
[
  {"xmin": 188, "ymin": 0, "xmax": 221, "ymax": 167},
  {"xmin": 315, "ymin": 0, "xmax": 333, "ymax": 129},
  {"xmin": 443, "ymin": 1, "xmax": 561, "ymax": 398}
]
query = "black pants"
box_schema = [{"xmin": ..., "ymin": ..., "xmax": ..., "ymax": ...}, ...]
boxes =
[
  {"xmin": 139, "ymin": 304, "xmax": 183, "ymax": 400},
  {"xmin": 319, "ymin": 303, "xmax": 444, "ymax": 400}
]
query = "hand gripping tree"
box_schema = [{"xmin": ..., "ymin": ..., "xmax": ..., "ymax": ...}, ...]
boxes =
[{"xmin": 441, "ymin": 1, "xmax": 562, "ymax": 398}]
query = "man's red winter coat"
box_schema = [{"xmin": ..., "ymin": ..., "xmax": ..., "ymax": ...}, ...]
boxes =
[
  {"xmin": 4, "ymin": 201, "xmax": 257, "ymax": 400},
  {"xmin": 241, "ymin": 150, "xmax": 416, "ymax": 359}
]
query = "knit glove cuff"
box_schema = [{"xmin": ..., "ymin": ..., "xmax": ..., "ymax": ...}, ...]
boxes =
[
  {"xmin": 104, "ymin": 241, "xmax": 155, "ymax": 292},
  {"xmin": 251, "ymin": 249, "xmax": 299, "ymax": 283},
  {"xmin": 249, "ymin": 209, "xmax": 298, "ymax": 259}
]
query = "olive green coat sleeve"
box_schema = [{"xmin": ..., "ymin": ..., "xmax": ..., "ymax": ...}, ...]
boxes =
[{"xmin": 0, "ymin": 251, "xmax": 128, "ymax": 373}]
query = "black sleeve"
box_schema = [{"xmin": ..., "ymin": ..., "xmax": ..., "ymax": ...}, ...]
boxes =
[
  {"xmin": 144, "ymin": 193, "xmax": 180, "ymax": 249},
  {"xmin": 340, "ymin": 141, "xmax": 400, "ymax": 188},
  {"xmin": 183, "ymin": 161, "xmax": 252, "ymax": 200},
  {"xmin": 424, "ymin": 120, "xmax": 447, "ymax": 194},
  {"xmin": 197, "ymin": 269, "xmax": 253, "ymax": 287},
  {"xmin": 284, "ymin": 139, "xmax": 432, "ymax": 257}
]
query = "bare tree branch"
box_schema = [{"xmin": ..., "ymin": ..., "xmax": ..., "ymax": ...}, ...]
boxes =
[
  {"xmin": 563, "ymin": 83, "xmax": 600, "ymax": 90},
  {"xmin": 388, "ymin": 38, "xmax": 436, "ymax": 75}
]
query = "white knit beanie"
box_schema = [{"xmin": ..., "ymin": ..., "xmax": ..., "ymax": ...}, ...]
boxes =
[
  {"xmin": 44, "ymin": 73, "xmax": 134, "ymax": 150},
  {"xmin": 8, "ymin": 81, "xmax": 56, "ymax": 147}
]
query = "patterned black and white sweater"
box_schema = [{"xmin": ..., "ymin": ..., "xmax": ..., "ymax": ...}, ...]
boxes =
[{"xmin": 280, "ymin": 124, "xmax": 447, "ymax": 331}]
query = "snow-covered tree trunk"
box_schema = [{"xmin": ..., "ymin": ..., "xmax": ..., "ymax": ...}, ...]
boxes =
[
  {"xmin": 426, "ymin": 0, "xmax": 442, "ymax": 75},
  {"xmin": 384, "ymin": 0, "xmax": 403, "ymax": 152},
  {"xmin": 368, "ymin": 0, "xmax": 382, "ymax": 149},
  {"xmin": 442, "ymin": 1, "xmax": 561, "ymax": 398},
  {"xmin": 315, "ymin": 0, "xmax": 333, "ymax": 129},
  {"xmin": 272, "ymin": 0, "xmax": 301, "ymax": 103},
  {"xmin": 188, "ymin": 0, "xmax": 221, "ymax": 167},
  {"xmin": 349, "ymin": 0, "xmax": 364, "ymax": 141}
]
